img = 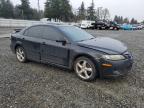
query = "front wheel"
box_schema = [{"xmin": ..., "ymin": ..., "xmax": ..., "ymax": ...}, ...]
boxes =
[
  {"xmin": 74, "ymin": 57, "xmax": 98, "ymax": 81},
  {"xmin": 16, "ymin": 46, "xmax": 27, "ymax": 63}
]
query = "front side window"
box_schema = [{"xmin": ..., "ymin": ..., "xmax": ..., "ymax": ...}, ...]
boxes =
[
  {"xmin": 42, "ymin": 26, "xmax": 64, "ymax": 41},
  {"xmin": 59, "ymin": 26, "xmax": 95, "ymax": 42}
]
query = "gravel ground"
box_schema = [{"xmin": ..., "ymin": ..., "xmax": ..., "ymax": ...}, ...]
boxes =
[{"xmin": 0, "ymin": 28, "xmax": 144, "ymax": 108}]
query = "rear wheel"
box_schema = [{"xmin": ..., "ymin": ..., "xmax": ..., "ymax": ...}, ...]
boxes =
[
  {"xmin": 74, "ymin": 57, "xmax": 97, "ymax": 81},
  {"xmin": 16, "ymin": 46, "xmax": 27, "ymax": 63}
]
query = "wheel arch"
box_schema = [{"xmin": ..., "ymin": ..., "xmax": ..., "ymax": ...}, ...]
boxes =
[
  {"xmin": 71, "ymin": 53, "xmax": 99, "ymax": 70},
  {"xmin": 14, "ymin": 42, "xmax": 23, "ymax": 53},
  {"xmin": 72, "ymin": 53, "xmax": 100, "ymax": 78}
]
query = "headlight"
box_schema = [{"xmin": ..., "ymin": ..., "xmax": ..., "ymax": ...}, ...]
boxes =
[{"xmin": 102, "ymin": 55, "xmax": 125, "ymax": 61}]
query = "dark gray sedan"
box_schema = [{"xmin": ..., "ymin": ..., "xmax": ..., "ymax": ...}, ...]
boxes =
[{"xmin": 10, "ymin": 24, "xmax": 133, "ymax": 81}]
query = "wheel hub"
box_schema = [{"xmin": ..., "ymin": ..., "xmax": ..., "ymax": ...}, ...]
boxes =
[
  {"xmin": 16, "ymin": 47, "xmax": 25, "ymax": 62},
  {"xmin": 76, "ymin": 60, "xmax": 93, "ymax": 79}
]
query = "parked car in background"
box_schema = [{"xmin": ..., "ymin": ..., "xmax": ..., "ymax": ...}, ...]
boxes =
[
  {"xmin": 80, "ymin": 20, "xmax": 95, "ymax": 29},
  {"xmin": 10, "ymin": 24, "xmax": 133, "ymax": 81},
  {"xmin": 92, "ymin": 21, "xmax": 109, "ymax": 30},
  {"xmin": 137, "ymin": 24, "xmax": 143, "ymax": 30},
  {"xmin": 120, "ymin": 24, "xmax": 133, "ymax": 30},
  {"xmin": 131, "ymin": 24, "xmax": 138, "ymax": 30},
  {"xmin": 120, "ymin": 24, "xmax": 143, "ymax": 30},
  {"xmin": 108, "ymin": 21, "xmax": 120, "ymax": 30},
  {"xmin": 142, "ymin": 24, "xmax": 144, "ymax": 29}
]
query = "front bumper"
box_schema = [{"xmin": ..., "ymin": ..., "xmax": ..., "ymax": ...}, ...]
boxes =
[{"xmin": 98, "ymin": 55, "xmax": 133, "ymax": 78}]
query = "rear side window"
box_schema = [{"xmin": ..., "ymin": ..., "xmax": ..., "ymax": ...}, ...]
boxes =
[
  {"xmin": 42, "ymin": 26, "xmax": 64, "ymax": 41},
  {"xmin": 23, "ymin": 26, "xmax": 64, "ymax": 41},
  {"xmin": 24, "ymin": 26, "xmax": 43, "ymax": 38}
]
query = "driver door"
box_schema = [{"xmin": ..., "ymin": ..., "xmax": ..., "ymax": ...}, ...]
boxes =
[{"xmin": 40, "ymin": 26, "xmax": 70, "ymax": 66}]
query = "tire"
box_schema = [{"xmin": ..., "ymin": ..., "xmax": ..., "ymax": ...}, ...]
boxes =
[
  {"xmin": 15, "ymin": 46, "xmax": 27, "ymax": 63},
  {"xmin": 99, "ymin": 27, "xmax": 102, "ymax": 30},
  {"xmin": 74, "ymin": 57, "xmax": 98, "ymax": 81},
  {"xmin": 117, "ymin": 28, "xmax": 119, "ymax": 30}
]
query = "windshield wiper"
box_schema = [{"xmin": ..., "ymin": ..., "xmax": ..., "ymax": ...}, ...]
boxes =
[
  {"xmin": 89, "ymin": 37, "xmax": 95, "ymax": 40},
  {"xmin": 78, "ymin": 39, "xmax": 86, "ymax": 42}
]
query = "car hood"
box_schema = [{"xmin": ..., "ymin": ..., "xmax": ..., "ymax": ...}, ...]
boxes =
[{"xmin": 77, "ymin": 37, "xmax": 127, "ymax": 54}]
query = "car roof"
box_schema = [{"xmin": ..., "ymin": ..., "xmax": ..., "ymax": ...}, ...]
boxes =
[
  {"xmin": 18, "ymin": 23, "xmax": 73, "ymax": 35},
  {"xmin": 30, "ymin": 23, "xmax": 73, "ymax": 28}
]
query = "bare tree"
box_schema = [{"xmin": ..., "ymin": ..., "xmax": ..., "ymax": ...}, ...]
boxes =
[
  {"xmin": 103, "ymin": 8, "xmax": 110, "ymax": 21},
  {"xmin": 95, "ymin": 7, "xmax": 110, "ymax": 21}
]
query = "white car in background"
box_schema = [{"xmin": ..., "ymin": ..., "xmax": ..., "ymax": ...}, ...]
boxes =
[
  {"xmin": 80, "ymin": 20, "xmax": 95, "ymax": 29},
  {"xmin": 137, "ymin": 25, "xmax": 143, "ymax": 30}
]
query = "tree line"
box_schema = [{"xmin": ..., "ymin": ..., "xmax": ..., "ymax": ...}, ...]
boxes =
[
  {"xmin": 0, "ymin": 0, "xmax": 41, "ymax": 20},
  {"xmin": 44, "ymin": 0, "xmax": 73, "ymax": 21},
  {"xmin": 76, "ymin": 1, "xmax": 110, "ymax": 22},
  {"xmin": 114, "ymin": 15, "xmax": 138, "ymax": 24},
  {"xmin": 0, "ymin": 0, "xmax": 142, "ymax": 23},
  {"xmin": 0, "ymin": 0, "xmax": 110, "ymax": 21}
]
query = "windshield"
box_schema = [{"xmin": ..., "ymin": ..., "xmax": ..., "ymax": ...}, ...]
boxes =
[{"xmin": 59, "ymin": 26, "xmax": 95, "ymax": 42}]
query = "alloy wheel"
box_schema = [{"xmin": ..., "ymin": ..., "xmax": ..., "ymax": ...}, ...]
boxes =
[
  {"xmin": 16, "ymin": 47, "xmax": 25, "ymax": 62},
  {"xmin": 75, "ymin": 60, "xmax": 93, "ymax": 80}
]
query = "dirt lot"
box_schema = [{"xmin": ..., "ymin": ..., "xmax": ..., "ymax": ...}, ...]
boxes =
[{"xmin": 0, "ymin": 28, "xmax": 144, "ymax": 108}]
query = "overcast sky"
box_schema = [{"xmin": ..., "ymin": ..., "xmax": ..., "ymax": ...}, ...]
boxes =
[{"xmin": 11, "ymin": 0, "xmax": 144, "ymax": 21}]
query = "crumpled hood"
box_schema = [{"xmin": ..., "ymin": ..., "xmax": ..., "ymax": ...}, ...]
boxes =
[{"xmin": 77, "ymin": 37, "xmax": 127, "ymax": 54}]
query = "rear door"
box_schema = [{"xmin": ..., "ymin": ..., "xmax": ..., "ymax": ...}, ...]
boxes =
[
  {"xmin": 21, "ymin": 26, "xmax": 44, "ymax": 61},
  {"xmin": 40, "ymin": 26, "xmax": 70, "ymax": 66}
]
